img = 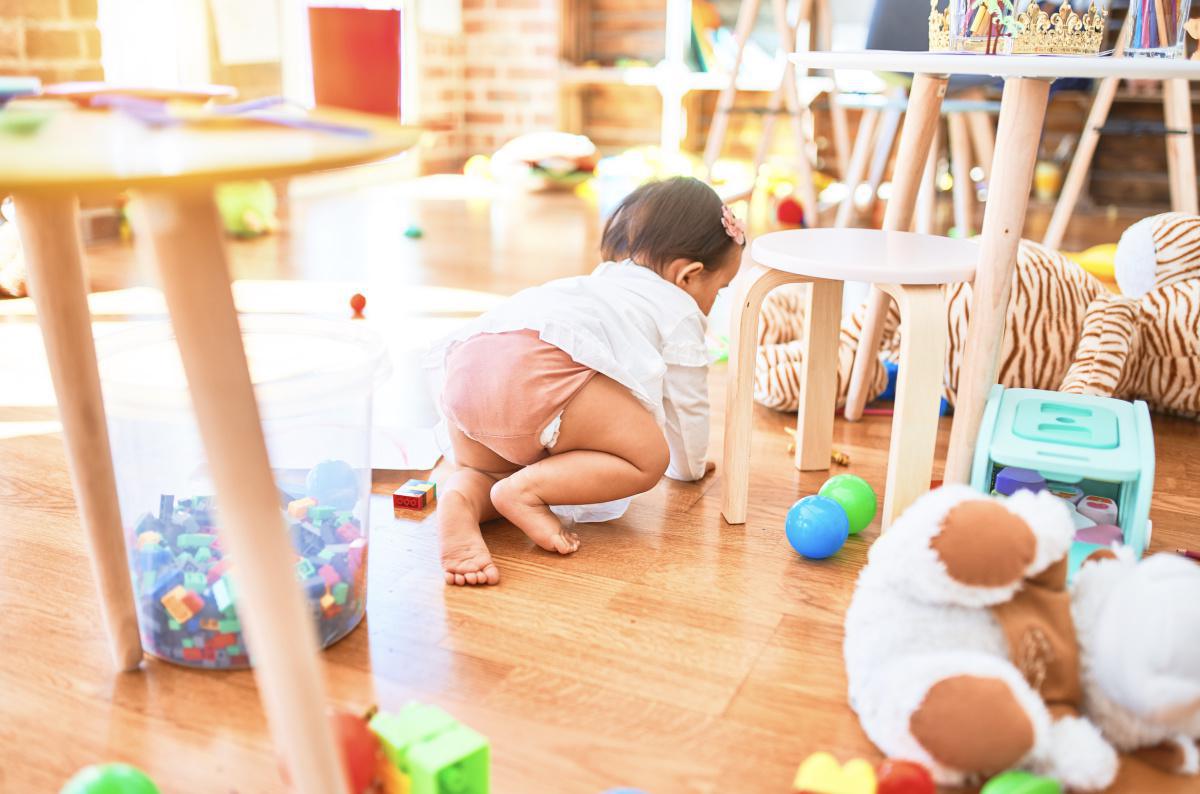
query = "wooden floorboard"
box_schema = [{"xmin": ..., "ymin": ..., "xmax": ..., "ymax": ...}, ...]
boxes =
[{"xmin": 0, "ymin": 179, "xmax": 1196, "ymax": 793}]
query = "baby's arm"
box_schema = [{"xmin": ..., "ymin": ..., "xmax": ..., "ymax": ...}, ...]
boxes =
[{"xmin": 662, "ymin": 362, "xmax": 710, "ymax": 481}]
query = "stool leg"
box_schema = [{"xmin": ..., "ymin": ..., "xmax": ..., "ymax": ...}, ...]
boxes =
[
  {"xmin": 13, "ymin": 192, "xmax": 144, "ymax": 672},
  {"xmin": 948, "ymin": 112, "xmax": 975, "ymax": 237},
  {"xmin": 879, "ymin": 284, "xmax": 946, "ymax": 529},
  {"xmin": 722, "ymin": 265, "xmax": 805, "ymax": 525},
  {"xmin": 794, "ymin": 278, "xmax": 842, "ymax": 471},
  {"xmin": 834, "ymin": 107, "xmax": 880, "ymax": 229}
]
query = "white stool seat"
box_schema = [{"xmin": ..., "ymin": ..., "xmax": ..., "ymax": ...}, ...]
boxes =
[{"xmin": 750, "ymin": 229, "xmax": 977, "ymax": 284}]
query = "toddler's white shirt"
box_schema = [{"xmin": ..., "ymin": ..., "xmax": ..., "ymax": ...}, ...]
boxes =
[{"xmin": 425, "ymin": 259, "xmax": 711, "ymax": 491}]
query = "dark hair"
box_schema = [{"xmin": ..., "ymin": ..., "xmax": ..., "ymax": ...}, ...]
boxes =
[{"xmin": 600, "ymin": 176, "xmax": 742, "ymax": 274}]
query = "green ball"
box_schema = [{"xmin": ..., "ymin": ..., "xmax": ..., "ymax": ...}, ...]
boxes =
[
  {"xmin": 61, "ymin": 764, "xmax": 160, "ymax": 794},
  {"xmin": 981, "ymin": 770, "xmax": 1062, "ymax": 794},
  {"xmin": 818, "ymin": 474, "xmax": 876, "ymax": 535}
]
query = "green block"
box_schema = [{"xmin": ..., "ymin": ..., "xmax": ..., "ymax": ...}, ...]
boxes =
[
  {"xmin": 318, "ymin": 547, "xmax": 337, "ymax": 563},
  {"xmin": 181, "ymin": 638, "xmax": 194, "ymax": 649},
  {"xmin": 309, "ymin": 506, "xmax": 336, "ymax": 523},
  {"xmin": 139, "ymin": 571, "xmax": 157, "ymax": 596},
  {"xmin": 332, "ymin": 581, "xmax": 349, "ymax": 606},
  {"xmin": 336, "ymin": 510, "xmax": 355, "ymax": 526},
  {"xmin": 194, "ymin": 546, "xmax": 212, "ymax": 564},
  {"xmin": 369, "ymin": 703, "xmax": 489, "ymax": 794},
  {"xmin": 218, "ymin": 618, "xmax": 241, "ymax": 634},
  {"xmin": 174, "ymin": 552, "xmax": 193, "ymax": 569},
  {"xmin": 981, "ymin": 771, "xmax": 1062, "ymax": 794},
  {"xmin": 177, "ymin": 533, "xmax": 215, "ymax": 549},
  {"xmin": 183, "ymin": 572, "xmax": 206, "ymax": 592},
  {"xmin": 295, "ymin": 558, "xmax": 316, "ymax": 581},
  {"xmin": 226, "ymin": 644, "xmax": 242, "ymax": 656},
  {"xmin": 167, "ymin": 619, "xmax": 181, "ymax": 631}
]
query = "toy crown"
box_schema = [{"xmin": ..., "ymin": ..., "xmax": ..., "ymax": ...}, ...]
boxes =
[{"xmin": 929, "ymin": 1, "xmax": 1109, "ymax": 55}]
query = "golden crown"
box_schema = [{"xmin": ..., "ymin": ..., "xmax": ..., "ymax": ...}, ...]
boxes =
[{"xmin": 929, "ymin": 1, "xmax": 1108, "ymax": 55}]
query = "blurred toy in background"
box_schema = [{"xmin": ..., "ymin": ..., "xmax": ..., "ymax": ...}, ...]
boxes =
[
  {"xmin": 490, "ymin": 131, "xmax": 597, "ymax": 191},
  {"xmin": 0, "ymin": 196, "xmax": 26, "ymax": 298},
  {"xmin": 752, "ymin": 212, "xmax": 1200, "ymax": 421},
  {"xmin": 215, "ymin": 179, "xmax": 279, "ymax": 238},
  {"xmin": 60, "ymin": 763, "xmax": 160, "ymax": 794},
  {"xmin": 1063, "ymin": 243, "xmax": 1118, "ymax": 290}
]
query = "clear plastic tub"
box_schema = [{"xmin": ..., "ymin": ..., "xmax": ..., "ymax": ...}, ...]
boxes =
[{"xmin": 97, "ymin": 315, "xmax": 388, "ymax": 669}]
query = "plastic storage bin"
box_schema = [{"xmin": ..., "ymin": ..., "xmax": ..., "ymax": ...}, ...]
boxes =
[{"xmin": 98, "ymin": 316, "xmax": 388, "ymax": 669}]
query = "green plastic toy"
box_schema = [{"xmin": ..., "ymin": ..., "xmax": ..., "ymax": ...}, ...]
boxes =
[
  {"xmin": 818, "ymin": 474, "xmax": 877, "ymax": 535},
  {"xmin": 60, "ymin": 764, "xmax": 160, "ymax": 794},
  {"xmin": 369, "ymin": 702, "xmax": 489, "ymax": 794},
  {"xmin": 980, "ymin": 770, "xmax": 1062, "ymax": 794},
  {"xmin": 214, "ymin": 180, "xmax": 278, "ymax": 238}
]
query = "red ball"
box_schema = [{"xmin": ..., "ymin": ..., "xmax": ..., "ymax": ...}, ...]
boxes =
[
  {"xmin": 876, "ymin": 759, "xmax": 936, "ymax": 794},
  {"xmin": 776, "ymin": 195, "xmax": 805, "ymax": 227},
  {"xmin": 349, "ymin": 293, "xmax": 366, "ymax": 317}
]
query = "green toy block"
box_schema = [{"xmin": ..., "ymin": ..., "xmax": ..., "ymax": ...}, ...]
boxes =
[
  {"xmin": 981, "ymin": 770, "xmax": 1062, "ymax": 794},
  {"xmin": 226, "ymin": 644, "xmax": 242, "ymax": 656},
  {"xmin": 167, "ymin": 619, "xmax": 181, "ymax": 631},
  {"xmin": 183, "ymin": 572, "xmax": 206, "ymax": 592},
  {"xmin": 332, "ymin": 581, "xmax": 349, "ymax": 606},
  {"xmin": 295, "ymin": 558, "xmax": 316, "ymax": 581},
  {"xmin": 194, "ymin": 546, "xmax": 212, "ymax": 564},
  {"xmin": 309, "ymin": 505, "xmax": 336, "ymax": 523},
  {"xmin": 369, "ymin": 702, "xmax": 489, "ymax": 794},
  {"xmin": 181, "ymin": 638, "xmax": 194, "ymax": 649},
  {"xmin": 218, "ymin": 618, "xmax": 241, "ymax": 634},
  {"xmin": 177, "ymin": 533, "xmax": 215, "ymax": 549}
]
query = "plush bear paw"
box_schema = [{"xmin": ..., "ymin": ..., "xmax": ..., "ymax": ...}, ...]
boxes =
[{"xmin": 1031, "ymin": 717, "xmax": 1118, "ymax": 792}]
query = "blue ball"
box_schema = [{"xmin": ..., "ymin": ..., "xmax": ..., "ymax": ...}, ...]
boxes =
[
  {"xmin": 785, "ymin": 495, "xmax": 849, "ymax": 559},
  {"xmin": 305, "ymin": 459, "xmax": 359, "ymax": 510}
]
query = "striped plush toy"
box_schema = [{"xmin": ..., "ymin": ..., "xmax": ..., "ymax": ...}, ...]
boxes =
[{"xmin": 754, "ymin": 212, "xmax": 1200, "ymax": 420}]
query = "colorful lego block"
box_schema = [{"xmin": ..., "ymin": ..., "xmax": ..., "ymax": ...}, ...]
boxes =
[
  {"xmin": 333, "ymin": 581, "xmax": 349, "ymax": 606},
  {"xmin": 177, "ymin": 533, "xmax": 215, "ymax": 549},
  {"xmin": 318, "ymin": 564, "xmax": 341, "ymax": 588},
  {"xmin": 183, "ymin": 572, "xmax": 206, "ymax": 592},
  {"xmin": 296, "ymin": 558, "xmax": 317, "ymax": 581},
  {"xmin": 136, "ymin": 531, "xmax": 162, "ymax": 550},
  {"xmin": 369, "ymin": 702, "xmax": 489, "ymax": 794},
  {"xmin": 218, "ymin": 618, "xmax": 241, "ymax": 634},
  {"xmin": 160, "ymin": 585, "xmax": 194, "ymax": 623},
  {"xmin": 336, "ymin": 522, "xmax": 360, "ymax": 543},
  {"xmin": 212, "ymin": 575, "xmax": 236, "ymax": 613},
  {"xmin": 181, "ymin": 590, "xmax": 205, "ymax": 614},
  {"xmin": 309, "ymin": 505, "xmax": 336, "ymax": 523},
  {"xmin": 320, "ymin": 593, "xmax": 336, "ymax": 612},
  {"xmin": 393, "ymin": 480, "xmax": 436, "ymax": 511},
  {"xmin": 288, "ymin": 496, "xmax": 318, "ymax": 519}
]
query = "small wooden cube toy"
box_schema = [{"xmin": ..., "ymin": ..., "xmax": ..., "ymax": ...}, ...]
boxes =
[{"xmin": 393, "ymin": 480, "xmax": 436, "ymax": 511}]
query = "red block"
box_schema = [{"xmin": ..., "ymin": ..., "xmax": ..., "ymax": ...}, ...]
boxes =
[
  {"xmin": 206, "ymin": 558, "xmax": 231, "ymax": 584},
  {"xmin": 182, "ymin": 590, "xmax": 205, "ymax": 613},
  {"xmin": 318, "ymin": 564, "xmax": 341, "ymax": 588},
  {"xmin": 229, "ymin": 654, "xmax": 250, "ymax": 666},
  {"xmin": 181, "ymin": 647, "xmax": 203, "ymax": 661},
  {"xmin": 211, "ymin": 633, "xmax": 237, "ymax": 649},
  {"xmin": 336, "ymin": 522, "xmax": 359, "ymax": 543}
]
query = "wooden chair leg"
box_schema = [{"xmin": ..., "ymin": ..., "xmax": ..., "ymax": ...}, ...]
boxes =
[
  {"xmin": 794, "ymin": 278, "xmax": 842, "ymax": 471},
  {"xmin": 845, "ymin": 74, "xmax": 948, "ymax": 421},
  {"xmin": 132, "ymin": 187, "xmax": 349, "ymax": 794},
  {"xmin": 914, "ymin": 124, "xmax": 940, "ymax": 234},
  {"xmin": 1164, "ymin": 78, "xmax": 1199, "ymax": 215},
  {"xmin": 722, "ymin": 264, "xmax": 805, "ymax": 525},
  {"xmin": 835, "ymin": 107, "xmax": 880, "ymax": 229},
  {"xmin": 948, "ymin": 112, "xmax": 975, "ymax": 237},
  {"xmin": 961, "ymin": 88, "xmax": 996, "ymax": 181},
  {"xmin": 879, "ymin": 284, "xmax": 947, "ymax": 528},
  {"xmin": 945, "ymin": 78, "xmax": 1051, "ymax": 484},
  {"xmin": 702, "ymin": 0, "xmax": 762, "ymax": 177},
  {"xmin": 13, "ymin": 192, "xmax": 144, "ymax": 673}
]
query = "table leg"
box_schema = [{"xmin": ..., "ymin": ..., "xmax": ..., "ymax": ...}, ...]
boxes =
[
  {"xmin": 948, "ymin": 112, "xmax": 975, "ymax": 237},
  {"xmin": 13, "ymin": 192, "xmax": 144, "ymax": 673},
  {"xmin": 793, "ymin": 278, "xmax": 842, "ymax": 471},
  {"xmin": 130, "ymin": 188, "xmax": 348, "ymax": 794},
  {"xmin": 944, "ymin": 78, "xmax": 1051, "ymax": 485},
  {"xmin": 834, "ymin": 107, "xmax": 880, "ymax": 229},
  {"xmin": 914, "ymin": 124, "xmax": 941, "ymax": 234},
  {"xmin": 721, "ymin": 264, "xmax": 804, "ymax": 525},
  {"xmin": 879, "ymin": 283, "xmax": 946, "ymax": 528},
  {"xmin": 1164, "ymin": 78, "xmax": 1199, "ymax": 215},
  {"xmin": 844, "ymin": 73, "xmax": 948, "ymax": 421}
]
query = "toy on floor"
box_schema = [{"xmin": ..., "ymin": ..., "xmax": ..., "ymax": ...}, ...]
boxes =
[
  {"xmin": 393, "ymin": 479, "xmax": 437, "ymax": 511},
  {"xmin": 972, "ymin": 386, "xmax": 1154, "ymax": 578},
  {"xmin": 214, "ymin": 180, "xmax": 279, "ymax": 238},
  {"xmin": 1064, "ymin": 243, "xmax": 1117, "ymax": 286},
  {"xmin": 278, "ymin": 707, "xmax": 383, "ymax": 793},
  {"xmin": 980, "ymin": 770, "xmax": 1061, "ymax": 794},
  {"xmin": 776, "ymin": 195, "xmax": 805, "ymax": 227},
  {"xmin": 818, "ymin": 474, "xmax": 876, "ymax": 535},
  {"xmin": 490, "ymin": 131, "xmax": 597, "ymax": 191},
  {"xmin": 1179, "ymin": 548, "xmax": 1200, "ymax": 562},
  {"xmin": 131, "ymin": 483, "xmax": 366, "ymax": 669},
  {"xmin": 61, "ymin": 763, "xmax": 160, "ymax": 794},
  {"xmin": 875, "ymin": 759, "xmax": 935, "ymax": 794},
  {"xmin": 404, "ymin": 224, "xmax": 424, "ymax": 239},
  {"xmin": 369, "ymin": 701, "xmax": 489, "ymax": 794},
  {"xmin": 350, "ymin": 292, "xmax": 366, "ymax": 319},
  {"xmin": 844, "ymin": 485, "xmax": 1200, "ymax": 790},
  {"xmin": 785, "ymin": 496, "xmax": 849, "ymax": 560},
  {"xmin": 792, "ymin": 752, "xmax": 875, "ymax": 793},
  {"xmin": 783, "ymin": 427, "xmax": 850, "ymax": 466},
  {"xmin": 752, "ymin": 212, "xmax": 1200, "ymax": 422}
]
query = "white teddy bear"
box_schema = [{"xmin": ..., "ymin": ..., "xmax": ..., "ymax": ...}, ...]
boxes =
[{"xmin": 844, "ymin": 485, "xmax": 1200, "ymax": 790}]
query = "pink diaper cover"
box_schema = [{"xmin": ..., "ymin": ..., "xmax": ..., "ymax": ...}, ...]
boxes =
[{"xmin": 441, "ymin": 330, "xmax": 597, "ymax": 466}]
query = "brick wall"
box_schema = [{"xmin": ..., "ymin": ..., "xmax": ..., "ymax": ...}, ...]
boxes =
[
  {"xmin": 0, "ymin": 0, "xmax": 103, "ymax": 84},
  {"xmin": 417, "ymin": 33, "xmax": 468, "ymax": 174}
]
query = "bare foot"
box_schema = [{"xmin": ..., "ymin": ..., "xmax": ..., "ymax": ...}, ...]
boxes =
[
  {"xmin": 437, "ymin": 491, "xmax": 500, "ymax": 586},
  {"xmin": 491, "ymin": 475, "xmax": 580, "ymax": 555}
]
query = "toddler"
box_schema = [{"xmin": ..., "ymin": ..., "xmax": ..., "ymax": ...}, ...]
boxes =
[{"xmin": 426, "ymin": 177, "xmax": 745, "ymax": 585}]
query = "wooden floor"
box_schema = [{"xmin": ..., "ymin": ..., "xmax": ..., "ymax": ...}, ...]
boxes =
[{"xmin": 1, "ymin": 178, "xmax": 1197, "ymax": 793}]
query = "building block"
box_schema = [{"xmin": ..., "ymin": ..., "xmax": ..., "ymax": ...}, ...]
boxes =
[
  {"xmin": 177, "ymin": 533, "xmax": 216, "ymax": 549},
  {"xmin": 336, "ymin": 522, "xmax": 361, "ymax": 542},
  {"xmin": 160, "ymin": 585, "xmax": 195, "ymax": 623},
  {"xmin": 309, "ymin": 505, "xmax": 336, "ymax": 523},
  {"xmin": 288, "ymin": 496, "xmax": 318, "ymax": 519},
  {"xmin": 369, "ymin": 702, "xmax": 489, "ymax": 794},
  {"xmin": 212, "ymin": 575, "xmax": 236, "ymax": 613},
  {"xmin": 318, "ymin": 563, "xmax": 341, "ymax": 588},
  {"xmin": 333, "ymin": 581, "xmax": 349, "ymax": 605},
  {"xmin": 296, "ymin": 558, "xmax": 317, "ymax": 581},
  {"xmin": 393, "ymin": 480, "xmax": 437, "ymax": 511}
]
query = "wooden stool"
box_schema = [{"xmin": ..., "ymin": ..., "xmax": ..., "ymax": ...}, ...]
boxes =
[{"xmin": 721, "ymin": 229, "xmax": 977, "ymax": 530}]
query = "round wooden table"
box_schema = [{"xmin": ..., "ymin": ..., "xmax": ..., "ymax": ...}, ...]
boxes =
[
  {"xmin": 788, "ymin": 50, "xmax": 1200, "ymax": 489},
  {"xmin": 0, "ymin": 102, "xmax": 421, "ymax": 794}
]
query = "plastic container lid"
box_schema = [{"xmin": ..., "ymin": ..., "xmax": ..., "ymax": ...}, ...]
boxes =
[{"xmin": 97, "ymin": 315, "xmax": 390, "ymax": 420}]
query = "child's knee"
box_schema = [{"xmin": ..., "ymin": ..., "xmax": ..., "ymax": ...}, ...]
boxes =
[{"xmin": 634, "ymin": 433, "xmax": 670, "ymax": 489}]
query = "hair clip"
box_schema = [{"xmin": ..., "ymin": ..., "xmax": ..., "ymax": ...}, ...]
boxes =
[{"xmin": 721, "ymin": 205, "xmax": 746, "ymax": 246}]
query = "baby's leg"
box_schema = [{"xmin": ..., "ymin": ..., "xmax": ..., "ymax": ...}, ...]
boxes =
[
  {"xmin": 438, "ymin": 425, "xmax": 518, "ymax": 586},
  {"xmin": 491, "ymin": 374, "xmax": 669, "ymax": 553}
]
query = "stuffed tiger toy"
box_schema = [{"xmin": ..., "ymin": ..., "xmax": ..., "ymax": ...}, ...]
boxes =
[{"xmin": 754, "ymin": 212, "xmax": 1200, "ymax": 420}]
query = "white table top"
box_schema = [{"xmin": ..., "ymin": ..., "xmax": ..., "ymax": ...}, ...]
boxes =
[
  {"xmin": 751, "ymin": 229, "xmax": 978, "ymax": 284},
  {"xmin": 790, "ymin": 50, "xmax": 1200, "ymax": 80}
]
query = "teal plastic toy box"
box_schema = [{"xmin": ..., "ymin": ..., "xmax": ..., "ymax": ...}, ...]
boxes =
[{"xmin": 971, "ymin": 386, "xmax": 1155, "ymax": 576}]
